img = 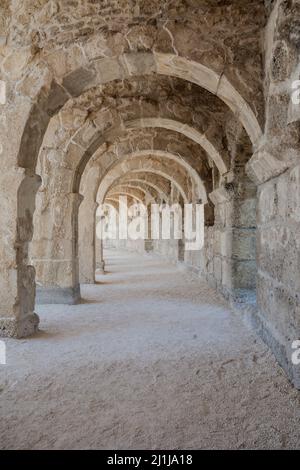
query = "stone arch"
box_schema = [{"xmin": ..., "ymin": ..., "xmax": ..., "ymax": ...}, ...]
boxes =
[
  {"xmin": 33, "ymin": 139, "xmax": 203, "ymax": 294},
  {"xmin": 3, "ymin": 49, "xmax": 262, "ymax": 335},
  {"xmin": 17, "ymin": 52, "xmax": 262, "ymax": 174},
  {"xmin": 110, "ymin": 177, "xmax": 167, "ymax": 200},
  {"xmin": 105, "ymin": 190, "xmax": 145, "ymax": 206},
  {"xmin": 78, "ymin": 151, "xmax": 196, "ymax": 285},
  {"xmin": 38, "ymin": 73, "xmax": 232, "ymax": 188},
  {"xmin": 124, "ymin": 118, "xmax": 227, "ymax": 174},
  {"xmin": 107, "ymin": 184, "xmax": 156, "ymax": 204},
  {"xmin": 115, "ymin": 176, "xmax": 170, "ymax": 203},
  {"xmin": 96, "ymin": 155, "xmax": 202, "ymax": 205},
  {"xmin": 71, "ymin": 122, "xmax": 225, "ymax": 195}
]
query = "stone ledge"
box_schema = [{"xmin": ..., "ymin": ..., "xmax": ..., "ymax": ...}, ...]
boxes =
[
  {"xmin": 36, "ymin": 285, "xmax": 81, "ymax": 305},
  {"xmin": 246, "ymin": 149, "xmax": 289, "ymax": 185},
  {"xmin": 209, "ymin": 187, "xmax": 233, "ymax": 205},
  {"xmin": 0, "ymin": 313, "xmax": 39, "ymax": 338}
]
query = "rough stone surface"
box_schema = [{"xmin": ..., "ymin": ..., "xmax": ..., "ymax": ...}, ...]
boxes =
[
  {"xmin": 1, "ymin": 250, "xmax": 300, "ymax": 450},
  {"xmin": 0, "ymin": 0, "xmax": 300, "ymax": 445}
]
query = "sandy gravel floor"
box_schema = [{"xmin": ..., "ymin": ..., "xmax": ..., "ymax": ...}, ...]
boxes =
[{"xmin": 0, "ymin": 249, "xmax": 300, "ymax": 449}]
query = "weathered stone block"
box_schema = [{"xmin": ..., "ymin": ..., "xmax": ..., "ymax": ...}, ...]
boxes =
[
  {"xmin": 232, "ymin": 229, "xmax": 256, "ymax": 261},
  {"xmin": 62, "ymin": 67, "xmax": 96, "ymax": 97}
]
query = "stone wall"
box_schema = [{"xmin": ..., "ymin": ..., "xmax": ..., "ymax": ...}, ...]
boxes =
[
  {"xmin": 255, "ymin": 164, "xmax": 300, "ymax": 387},
  {"xmin": 246, "ymin": 0, "xmax": 300, "ymax": 388}
]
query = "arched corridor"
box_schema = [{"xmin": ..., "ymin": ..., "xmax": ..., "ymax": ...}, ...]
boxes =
[
  {"xmin": 1, "ymin": 248, "xmax": 300, "ymax": 449},
  {"xmin": 0, "ymin": 0, "xmax": 300, "ymax": 451}
]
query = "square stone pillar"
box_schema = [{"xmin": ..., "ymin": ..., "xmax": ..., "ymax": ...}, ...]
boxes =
[
  {"xmin": 209, "ymin": 179, "xmax": 256, "ymax": 302},
  {"xmin": 0, "ymin": 169, "xmax": 41, "ymax": 337},
  {"xmin": 79, "ymin": 201, "xmax": 98, "ymax": 283},
  {"xmin": 31, "ymin": 193, "xmax": 83, "ymax": 304}
]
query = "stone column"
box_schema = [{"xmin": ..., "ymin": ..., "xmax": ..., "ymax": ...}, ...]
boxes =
[
  {"xmin": 209, "ymin": 178, "xmax": 256, "ymax": 301},
  {"xmin": 31, "ymin": 192, "xmax": 83, "ymax": 304},
  {"xmin": 231, "ymin": 172, "xmax": 257, "ymax": 301},
  {"xmin": 204, "ymin": 200, "xmax": 215, "ymax": 227},
  {"xmin": 79, "ymin": 200, "xmax": 98, "ymax": 283},
  {"xmin": 168, "ymin": 210, "xmax": 180, "ymax": 261},
  {"xmin": 96, "ymin": 238, "xmax": 105, "ymax": 273},
  {"xmin": 0, "ymin": 168, "xmax": 41, "ymax": 338},
  {"xmin": 178, "ymin": 202, "xmax": 185, "ymax": 262},
  {"xmin": 144, "ymin": 204, "xmax": 153, "ymax": 253}
]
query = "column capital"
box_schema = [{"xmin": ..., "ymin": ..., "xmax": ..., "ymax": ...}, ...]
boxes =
[
  {"xmin": 245, "ymin": 145, "xmax": 289, "ymax": 185},
  {"xmin": 209, "ymin": 187, "xmax": 233, "ymax": 205}
]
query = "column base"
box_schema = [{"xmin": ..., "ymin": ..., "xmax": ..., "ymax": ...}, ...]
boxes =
[
  {"xmin": 36, "ymin": 285, "xmax": 81, "ymax": 305},
  {"xmin": 229, "ymin": 288, "xmax": 257, "ymax": 304},
  {"xmin": 96, "ymin": 261, "xmax": 105, "ymax": 273},
  {"xmin": 79, "ymin": 275, "xmax": 96, "ymax": 284},
  {"xmin": 144, "ymin": 240, "xmax": 154, "ymax": 253},
  {"xmin": 0, "ymin": 313, "xmax": 40, "ymax": 338}
]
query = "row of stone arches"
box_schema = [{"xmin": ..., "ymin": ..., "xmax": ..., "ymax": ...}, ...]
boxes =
[
  {"xmin": 0, "ymin": 48, "xmax": 264, "ymax": 337},
  {"xmin": 0, "ymin": 0, "xmax": 299, "ymax": 388}
]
